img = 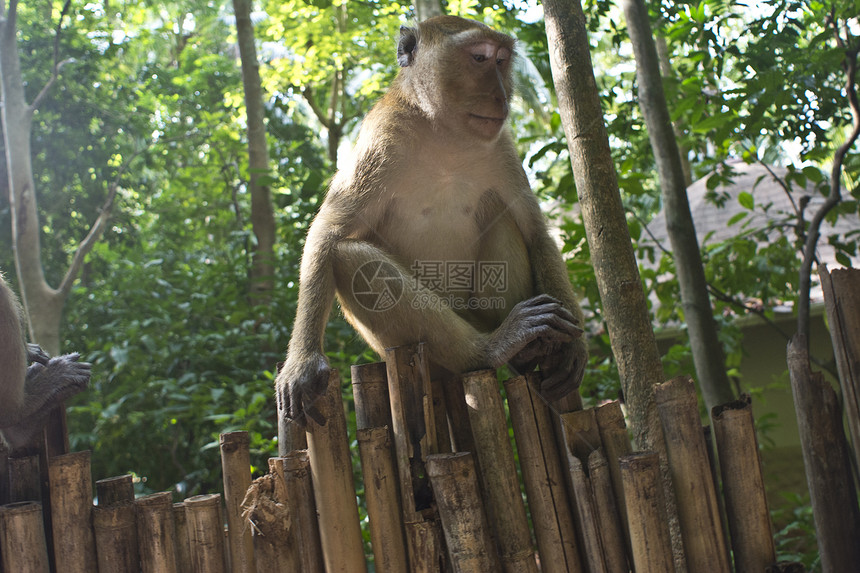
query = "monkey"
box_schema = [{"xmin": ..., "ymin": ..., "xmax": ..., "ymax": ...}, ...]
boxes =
[
  {"xmin": 0, "ymin": 272, "xmax": 90, "ymax": 450},
  {"xmin": 276, "ymin": 15, "xmax": 587, "ymax": 424}
]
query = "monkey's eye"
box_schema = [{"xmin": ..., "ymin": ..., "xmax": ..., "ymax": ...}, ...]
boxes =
[{"xmin": 473, "ymin": 54, "xmax": 488, "ymax": 63}]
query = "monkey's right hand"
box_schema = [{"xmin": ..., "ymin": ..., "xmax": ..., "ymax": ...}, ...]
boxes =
[
  {"xmin": 275, "ymin": 352, "xmax": 330, "ymax": 426},
  {"xmin": 485, "ymin": 294, "xmax": 582, "ymax": 369},
  {"xmin": 25, "ymin": 352, "xmax": 91, "ymax": 399}
]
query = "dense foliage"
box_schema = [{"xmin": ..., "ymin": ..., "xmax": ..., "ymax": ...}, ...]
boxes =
[{"xmin": 1, "ymin": 5, "xmax": 857, "ymax": 564}]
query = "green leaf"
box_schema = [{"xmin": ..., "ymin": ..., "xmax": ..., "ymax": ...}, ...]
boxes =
[
  {"xmin": 727, "ymin": 212, "xmax": 748, "ymax": 226},
  {"xmin": 738, "ymin": 192, "xmax": 755, "ymax": 210}
]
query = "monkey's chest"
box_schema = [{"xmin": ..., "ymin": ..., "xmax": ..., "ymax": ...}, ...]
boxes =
[{"xmin": 377, "ymin": 197, "xmax": 482, "ymax": 262}]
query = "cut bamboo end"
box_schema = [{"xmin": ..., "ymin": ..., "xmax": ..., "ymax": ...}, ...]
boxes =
[
  {"xmin": 619, "ymin": 451, "xmax": 673, "ymax": 572},
  {"xmin": 0, "ymin": 501, "xmax": 51, "ymax": 573},
  {"xmin": 136, "ymin": 491, "xmax": 179, "ymax": 573},
  {"xmin": 712, "ymin": 397, "xmax": 776, "ymax": 572},
  {"xmin": 655, "ymin": 376, "xmax": 731, "ymax": 572},
  {"xmin": 184, "ymin": 493, "xmax": 227, "ymax": 573}
]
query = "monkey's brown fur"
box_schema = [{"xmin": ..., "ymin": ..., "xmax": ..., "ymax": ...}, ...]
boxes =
[
  {"xmin": 0, "ymin": 273, "xmax": 90, "ymax": 450},
  {"xmin": 277, "ymin": 16, "xmax": 587, "ymax": 423}
]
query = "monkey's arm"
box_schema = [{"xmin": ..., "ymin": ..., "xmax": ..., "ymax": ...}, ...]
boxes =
[
  {"xmin": 275, "ymin": 208, "xmax": 344, "ymax": 423},
  {"xmin": 0, "ymin": 278, "xmax": 90, "ymax": 450},
  {"xmin": 1, "ymin": 354, "xmax": 91, "ymax": 450}
]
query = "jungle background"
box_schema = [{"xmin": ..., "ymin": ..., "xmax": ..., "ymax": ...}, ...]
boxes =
[{"xmin": 1, "ymin": 0, "xmax": 858, "ymax": 569}]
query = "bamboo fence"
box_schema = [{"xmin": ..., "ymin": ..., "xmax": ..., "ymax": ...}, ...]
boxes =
[{"xmin": 0, "ymin": 342, "xmax": 811, "ymax": 572}]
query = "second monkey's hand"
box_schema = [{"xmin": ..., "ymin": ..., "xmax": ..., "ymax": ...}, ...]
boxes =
[{"xmin": 276, "ymin": 352, "xmax": 330, "ymax": 426}]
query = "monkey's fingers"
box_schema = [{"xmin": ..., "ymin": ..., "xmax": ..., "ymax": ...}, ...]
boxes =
[
  {"xmin": 303, "ymin": 401, "xmax": 327, "ymax": 427},
  {"xmin": 27, "ymin": 344, "xmax": 51, "ymax": 365},
  {"xmin": 517, "ymin": 303, "xmax": 583, "ymax": 339},
  {"xmin": 527, "ymin": 318, "xmax": 579, "ymax": 342},
  {"xmin": 518, "ymin": 296, "xmax": 584, "ymax": 333},
  {"xmin": 539, "ymin": 367, "xmax": 576, "ymax": 401}
]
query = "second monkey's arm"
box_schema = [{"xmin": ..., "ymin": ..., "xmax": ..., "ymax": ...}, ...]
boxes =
[{"xmin": 275, "ymin": 208, "xmax": 342, "ymax": 423}]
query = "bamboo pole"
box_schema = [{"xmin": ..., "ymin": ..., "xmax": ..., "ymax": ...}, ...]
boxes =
[
  {"xmin": 241, "ymin": 470, "xmax": 294, "ymax": 571},
  {"xmin": 185, "ymin": 493, "xmax": 227, "ymax": 573},
  {"xmin": 0, "ymin": 501, "xmax": 50, "ymax": 573},
  {"xmin": 271, "ymin": 452, "xmax": 326, "ymax": 572},
  {"xmin": 505, "ymin": 374, "xmax": 582, "ymax": 573},
  {"xmin": 594, "ymin": 400, "xmax": 633, "ymax": 564},
  {"xmin": 385, "ymin": 343, "xmax": 437, "ymax": 512},
  {"xmin": 787, "ymin": 334, "xmax": 860, "ymax": 571},
  {"xmin": 594, "ymin": 401, "xmax": 633, "ymax": 507},
  {"xmin": 48, "ymin": 450, "xmax": 98, "ymax": 573},
  {"xmin": 441, "ymin": 371, "xmax": 477, "ymax": 453},
  {"xmin": 712, "ymin": 397, "xmax": 776, "ymax": 573},
  {"xmin": 136, "ymin": 491, "xmax": 179, "ymax": 573},
  {"xmin": 655, "ymin": 376, "xmax": 730, "ymax": 572},
  {"xmin": 305, "ymin": 370, "xmax": 367, "ymax": 573},
  {"xmin": 94, "ymin": 472, "xmax": 140, "ymax": 573},
  {"xmin": 353, "ymin": 363, "xmax": 409, "ymax": 571},
  {"xmin": 821, "ymin": 267, "xmax": 860, "ymax": 478},
  {"xmin": 385, "ymin": 343, "xmax": 446, "ymax": 571},
  {"xmin": 8, "ymin": 455, "xmax": 40, "ymax": 502},
  {"xmin": 96, "ymin": 474, "xmax": 134, "ymax": 506},
  {"xmin": 620, "ymin": 452, "xmax": 673, "ymax": 572},
  {"xmin": 463, "ymin": 369, "xmax": 538, "ymax": 573},
  {"xmin": 174, "ymin": 502, "xmax": 193, "ymax": 572},
  {"xmin": 357, "ymin": 426, "xmax": 409, "ymax": 573},
  {"xmin": 588, "ymin": 450, "xmax": 629, "ymax": 573},
  {"xmin": 427, "ymin": 452, "xmax": 501, "ymax": 573},
  {"xmin": 566, "ymin": 453, "xmax": 608, "ymax": 573},
  {"xmin": 0, "ymin": 447, "xmax": 7, "ymax": 506},
  {"xmin": 93, "ymin": 474, "xmax": 140, "ymax": 571},
  {"xmin": 220, "ymin": 431, "xmax": 255, "ymax": 573},
  {"xmin": 352, "ymin": 362, "xmax": 393, "ymax": 429},
  {"xmin": 93, "ymin": 501, "xmax": 139, "ymax": 572},
  {"xmin": 430, "ymin": 370, "xmax": 454, "ymax": 453},
  {"xmin": 560, "ymin": 408, "xmax": 601, "ymax": 462}
]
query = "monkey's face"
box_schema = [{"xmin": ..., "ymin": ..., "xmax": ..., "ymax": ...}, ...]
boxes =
[
  {"xmin": 457, "ymin": 40, "xmax": 513, "ymax": 140},
  {"xmin": 398, "ymin": 18, "xmax": 516, "ymax": 142}
]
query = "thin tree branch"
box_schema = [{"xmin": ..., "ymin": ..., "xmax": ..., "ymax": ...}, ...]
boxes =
[
  {"xmin": 796, "ymin": 23, "xmax": 860, "ymax": 343},
  {"xmin": 301, "ymin": 85, "xmax": 332, "ymax": 129},
  {"xmin": 28, "ymin": 0, "xmax": 72, "ymax": 113},
  {"xmin": 58, "ymin": 146, "xmax": 147, "ymax": 296}
]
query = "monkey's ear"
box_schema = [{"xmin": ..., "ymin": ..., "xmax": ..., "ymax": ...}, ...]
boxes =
[{"xmin": 397, "ymin": 26, "xmax": 418, "ymax": 67}]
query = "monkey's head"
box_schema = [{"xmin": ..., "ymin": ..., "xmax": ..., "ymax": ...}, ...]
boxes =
[{"xmin": 396, "ymin": 16, "xmax": 515, "ymax": 141}]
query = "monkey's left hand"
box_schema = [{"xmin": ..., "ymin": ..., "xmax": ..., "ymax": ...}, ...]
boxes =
[
  {"xmin": 511, "ymin": 336, "xmax": 587, "ymax": 401},
  {"xmin": 276, "ymin": 352, "xmax": 330, "ymax": 426}
]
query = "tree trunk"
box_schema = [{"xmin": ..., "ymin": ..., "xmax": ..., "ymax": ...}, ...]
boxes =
[
  {"xmin": 0, "ymin": 4, "xmax": 64, "ymax": 355},
  {"xmin": 542, "ymin": 0, "xmax": 663, "ymax": 464},
  {"xmin": 414, "ymin": 0, "xmax": 443, "ymax": 21},
  {"xmin": 622, "ymin": 0, "xmax": 734, "ymax": 414},
  {"xmin": 541, "ymin": 2, "xmax": 687, "ymax": 569},
  {"xmin": 654, "ymin": 36, "xmax": 692, "ymax": 187},
  {"xmin": 232, "ymin": 0, "xmax": 276, "ymax": 305},
  {"xmin": 2, "ymin": 2, "xmax": 118, "ymax": 455}
]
